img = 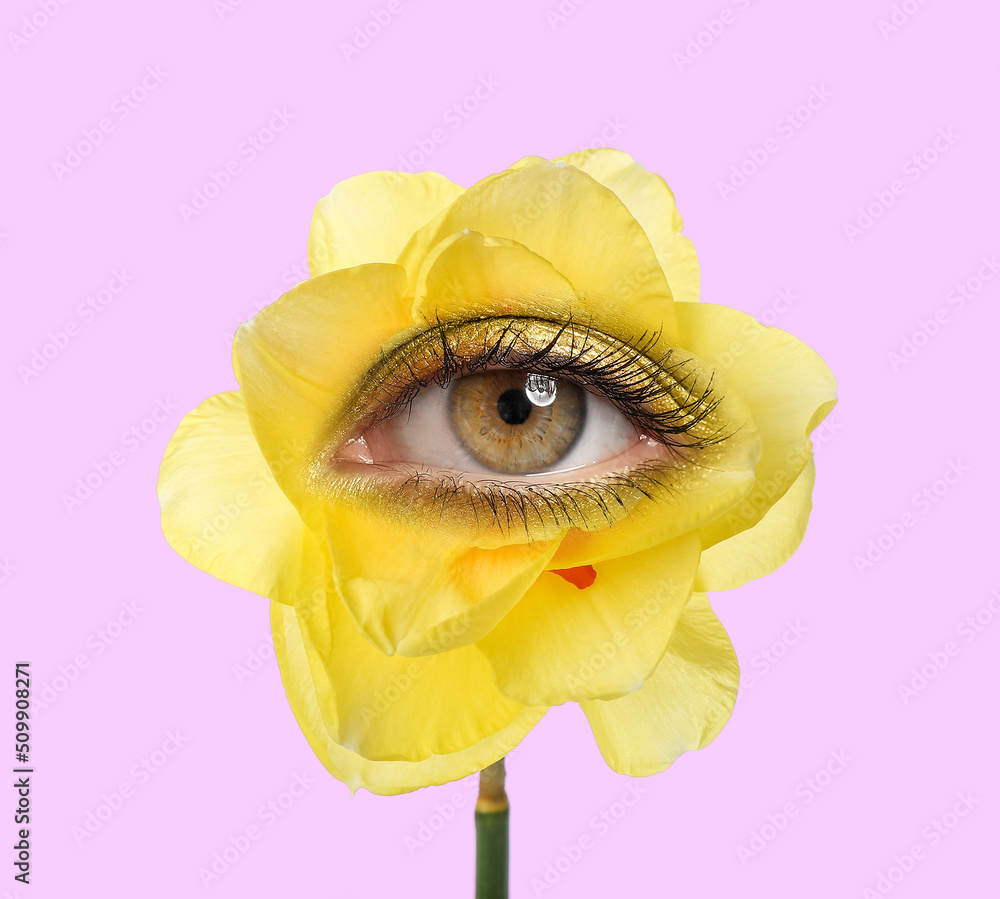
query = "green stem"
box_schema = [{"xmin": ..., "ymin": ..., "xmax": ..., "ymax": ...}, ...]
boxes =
[{"xmin": 475, "ymin": 758, "xmax": 509, "ymax": 899}]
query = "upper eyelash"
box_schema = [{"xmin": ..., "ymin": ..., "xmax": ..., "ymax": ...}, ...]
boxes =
[{"xmin": 356, "ymin": 314, "xmax": 730, "ymax": 454}]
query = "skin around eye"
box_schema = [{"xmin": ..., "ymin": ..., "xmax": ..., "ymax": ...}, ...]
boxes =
[
  {"xmin": 365, "ymin": 370, "xmax": 654, "ymax": 481},
  {"xmin": 307, "ymin": 316, "xmax": 747, "ymax": 536}
]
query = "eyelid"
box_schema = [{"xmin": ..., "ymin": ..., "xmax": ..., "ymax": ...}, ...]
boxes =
[
  {"xmin": 319, "ymin": 315, "xmax": 726, "ymax": 455},
  {"xmin": 301, "ymin": 315, "xmax": 747, "ymax": 540}
]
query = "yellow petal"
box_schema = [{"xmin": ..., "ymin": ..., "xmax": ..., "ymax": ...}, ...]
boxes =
[
  {"xmin": 320, "ymin": 501, "xmax": 561, "ymax": 656},
  {"xmin": 507, "ymin": 155, "xmax": 551, "ymax": 171},
  {"xmin": 308, "ymin": 171, "xmax": 464, "ymax": 277},
  {"xmin": 232, "ymin": 264, "xmax": 412, "ymax": 502},
  {"xmin": 157, "ymin": 391, "xmax": 325, "ymax": 606},
  {"xmin": 557, "ymin": 148, "xmax": 700, "ymax": 303},
  {"xmin": 695, "ymin": 456, "xmax": 816, "ymax": 592},
  {"xmin": 271, "ymin": 600, "xmax": 546, "ymax": 794},
  {"xmin": 673, "ymin": 302, "xmax": 837, "ymax": 552},
  {"xmin": 548, "ymin": 465, "xmax": 755, "ymax": 570},
  {"xmin": 477, "ymin": 532, "xmax": 700, "ymax": 705},
  {"xmin": 412, "ymin": 229, "xmax": 578, "ymax": 324},
  {"xmin": 580, "ymin": 592, "xmax": 739, "ymax": 776},
  {"xmin": 396, "ymin": 160, "xmax": 679, "ymax": 339}
]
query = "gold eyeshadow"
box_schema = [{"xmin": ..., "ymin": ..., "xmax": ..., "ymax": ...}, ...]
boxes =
[{"xmin": 303, "ymin": 315, "xmax": 745, "ymax": 539}]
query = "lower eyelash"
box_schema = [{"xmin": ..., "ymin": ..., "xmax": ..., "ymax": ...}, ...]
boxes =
[{"xmin": 389, "ymin": 459, "xmax": 689, "ymax": 538}]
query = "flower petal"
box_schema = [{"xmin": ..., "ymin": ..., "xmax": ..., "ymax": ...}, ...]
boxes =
[
  {"xmin": 695, "ymin": 456, "xmax": 816, "ymax": 592},
  {"xmin": 673, "ymin": 302, "xmax": 837, "ymax": 552},
  {"xmin": 556, "ymin": 148, "xmax": 700, "ymax": 303},
  {"xmin": 396, "ymin": 160, "xmax": 680, "ymax": 338},
  {"xmin": 233, "ymin": 263, "xmax": 412, "ymax": 502},
  {"xmin": 320, "ymin": 501, "xmax": 561, "ymax": 656},
  {"xmin": 308, "ymin": 171, "xmax": 464, "ymax": 277},
  {"xmin": 412, "ymin": 229, "xmax": 578, "ymax": 324},
  {"xmin": 580, "ymin": 592, "xmax": 739, "ymax": 777},
  {"xmin": 157, "ymin": 391, "xmax": 325, "ymax": 605},
  {"xmin": 271, "ymin": 600, "xmax": 546, "ymax": 794},
  {"xmin": 548, "ymin": 465, "xmax": 755, "ymax": 570},
  {"xmin": 477, "ymin": 531, "xmax": 701, "ymax": 705}
]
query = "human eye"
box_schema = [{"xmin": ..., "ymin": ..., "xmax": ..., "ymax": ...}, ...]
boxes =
[
  {"xmin": 307, "ymin": 316, "xmax": 735, "ymax": 536},
  {"xmin": 376, "ymin": 368, "xmax": 650, "ymax": 479}
]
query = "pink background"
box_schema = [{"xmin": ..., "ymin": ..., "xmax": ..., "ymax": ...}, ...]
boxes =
[{"xmin": 2, "ymin": 0, "xmax": 998, "ymax": 896}]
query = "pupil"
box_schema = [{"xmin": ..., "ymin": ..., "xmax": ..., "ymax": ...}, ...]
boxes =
[{"xmin": 497, "ymin": 389, "xmax": 532, "ymax": 425}]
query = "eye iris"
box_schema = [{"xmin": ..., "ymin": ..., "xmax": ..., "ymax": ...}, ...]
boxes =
[{"xmin": 449, "ymin": 372, "xmax": 586, "ymax": 474}]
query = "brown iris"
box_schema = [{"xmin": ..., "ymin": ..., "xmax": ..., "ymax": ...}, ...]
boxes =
[{"xmin": 448, "ymin": 371, "xmax": 585, "ymax": 474}]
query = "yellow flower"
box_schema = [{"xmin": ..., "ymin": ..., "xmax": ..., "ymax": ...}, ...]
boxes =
[{"xmin": 158, "ymin": 150, "xmax": 836, "ymax": 795}]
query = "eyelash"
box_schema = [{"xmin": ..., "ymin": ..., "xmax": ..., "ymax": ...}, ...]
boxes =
[
  {"xmin": 392, "ymin": 462, "xmax": 683, "ymax": 535},
  {"xmin": 324, "ymin": 315, "xmax": 733, "ymax": 537},
  {"xmin": 366, "ymin": 315, "xmax": 727, "ymax": 450}
]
